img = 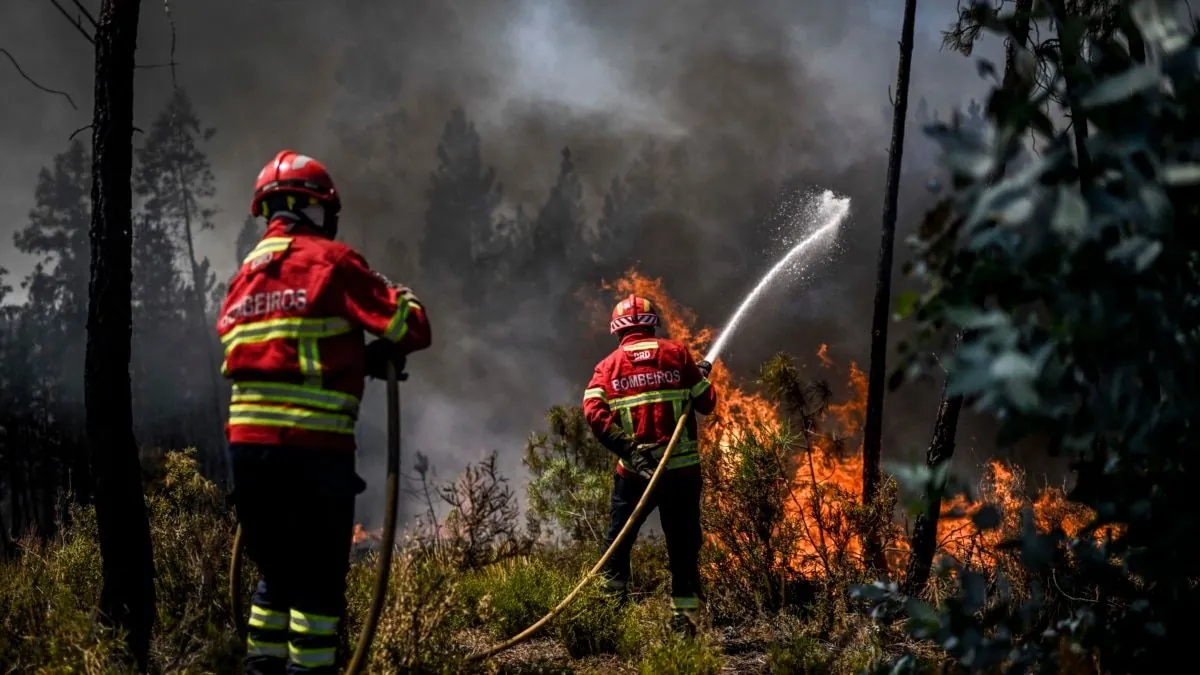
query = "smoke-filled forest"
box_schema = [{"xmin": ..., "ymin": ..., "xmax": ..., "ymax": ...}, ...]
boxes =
[{"xmin": 2, "ymin": 0, "xmax": 1198, "ymax": 673}]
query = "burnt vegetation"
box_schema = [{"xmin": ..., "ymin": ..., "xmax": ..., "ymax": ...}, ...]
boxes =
[{"xmin": 2, "ymin": 0, "xmax": 1197, "ymax": 672}]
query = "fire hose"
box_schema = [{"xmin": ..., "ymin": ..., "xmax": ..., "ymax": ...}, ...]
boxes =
[
  {"xmin": 466, "ymin": 401, "xmax": 693, "ymax": 663},
  {"xmin": 229, "ymin": 358, "xmax": 404, "ymax": 675}
]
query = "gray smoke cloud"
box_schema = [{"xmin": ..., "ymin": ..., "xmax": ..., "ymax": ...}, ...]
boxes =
[{"xmin": 2, "ymin": 0, "xmax": 1024, "ymax": 524}]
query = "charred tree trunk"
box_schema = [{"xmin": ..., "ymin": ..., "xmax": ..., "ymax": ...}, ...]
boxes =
[
  {"xmin": 902, "ymin": 385, "xmax": 963, "ymax": 595},
  {"xmin": 903, "ymin": 0, "xmax": 1035, "ymax": 594},
  {"xmin": 1005, "ymin": 0, "xmax": 1035, "ymax": 90},
  {"xmin": 1051, "ymin": 0, "xmax": 1093, "ymax": 186},
  {"xmin": 862, "ymin": 0, "xmax": 917, "ymax": 574},
  {"xmin": 85, "ymin": 0, "xmax": 155, "ymax": 668}
]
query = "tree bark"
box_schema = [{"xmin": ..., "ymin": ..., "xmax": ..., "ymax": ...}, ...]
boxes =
[
  {"xmin": 1004, "ymin": 0, "xmax": 1035, "ymax": 91},
  {"xmin": 901, "ymin": 0, "xmax": 1035, "ymax": 596},
  {"xmin": 862, "ymin": 0, "xmax": 918, "ymax": 574},
  {"xmin": 1051, "ymin": 1, "xmax": 1093, "ymax": 186},
  {"xmin": 902, "ymin": 386, "xmax": 963, "ymax": 595},
  {"xmin": 85, "ymin": 0, "xmax": 155, "ymax": 668}
]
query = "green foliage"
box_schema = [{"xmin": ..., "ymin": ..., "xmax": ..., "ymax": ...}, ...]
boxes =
[
  {"xmin": 767, "ymin": 632, "xmax": 830, "ymax": 674},
  {"xmin": 0, "ymin": 449, "xmax": 245, "ymax": 673},
  {"xmin": 550, "ymin": 577, "xmax": 625, "ymax": 658},
  {"xmin": 459, "ymin": 555, "xmax": 575, "ymax": 638},
  {"xmin": 141, "ymin": 449, "xmax": 245, "ymax": 672},
  {"xmin": 524, "ymin": 405, "xmax": 613, "ymax": 545},
  {"xmin": 343, "ymin": 551, "xmax": 469, "ymax": 674},
  {"xmin": 0, "ymin": 506, "xmax": 122, "ymax": 673},
  {"xmin": 701, "ymin": 424, "xmax": 807, "ymax": 617},
  {"xmin": 638, "ymin": 632, "xmax": 724, "ymax": 675},
  {"xmin": 867, "ymin": 1, "xmax": 1200, "ymax": 671}
]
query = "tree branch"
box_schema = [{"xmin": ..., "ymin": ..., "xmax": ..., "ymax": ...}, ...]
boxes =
[
  {"xmin": 47, "ymin": 0, "xmax": 95, "ymax": 44},
  {"xmin": 0, "ymin": 47, "xmax": 77, "ymax": 109},
  {"xmin": 69, "ymin": 124, "xmax": 144, "ymax": 141},
  {"xmin": 70, "ymin": 0, "xmax": 98, "ymax": 28}
]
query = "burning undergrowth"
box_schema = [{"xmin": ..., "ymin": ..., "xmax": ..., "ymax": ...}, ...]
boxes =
[
  {"xmin": 612, "ymin": 270, "xmax": 1106, "ymax": 595},
  {"xmin": 351, "ymin": 269, "xmax": 1108, "ymax": 604}
]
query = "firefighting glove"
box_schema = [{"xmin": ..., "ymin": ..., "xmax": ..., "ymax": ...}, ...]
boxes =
[
  {"xmin": 627, "ymin": 443, "xmax": 663, "ymax": 480},
  {"xmin": 697, "ymin": 360, "xmax": 713, "ymax": 378},
  {"xmin": 365, "ymin": 339, "xmax": 408, "ymax": 381}
]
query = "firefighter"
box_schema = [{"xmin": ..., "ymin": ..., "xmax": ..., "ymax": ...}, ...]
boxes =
[
  {"xmin": 582, "ymin": 294, "xmax": 717, "ymax": 637},
  {"xmin": 217, "ymin": 150, "xmax": 432, "ymax": 674}
]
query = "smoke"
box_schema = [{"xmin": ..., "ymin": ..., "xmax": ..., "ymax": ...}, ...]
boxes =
[{"xmin": 1, "ymin": 0, "xmax": 1015, "ymax": 524}]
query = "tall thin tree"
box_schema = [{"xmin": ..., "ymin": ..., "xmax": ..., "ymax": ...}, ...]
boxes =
[
  {"xmin": 84, "ymin": 0, "xmax": 156, "ymax": 668},
  {"xmin": 861, "ymin": 0, "xmax": 918, "ymax": 573},
  {"xmin": 903, "ymin": 0, "xmax": 1036, "ymax": 595}
]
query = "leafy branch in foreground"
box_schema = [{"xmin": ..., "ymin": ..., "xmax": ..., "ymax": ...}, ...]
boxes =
[{"xmin": 866, "ymin": 1, "xmax": 1200, "ymax": 672}]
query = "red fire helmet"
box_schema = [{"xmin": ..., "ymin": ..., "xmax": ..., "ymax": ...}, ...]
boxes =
[
  {"xmin": 249, "ymin": 150, "xmax": 341, "ymax": 217},
  {"xmin": 610, "ymin": 294, "xmax": 660, "ymax": 335}
]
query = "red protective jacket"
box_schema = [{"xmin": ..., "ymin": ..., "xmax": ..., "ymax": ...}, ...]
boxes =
[
  {"xmin": 583, "ymin": 329, "xmax": 717, "ymax": 475},
  {"xmin": 216, "ymin": 218, "xmax": 431, "ymax": 451}
]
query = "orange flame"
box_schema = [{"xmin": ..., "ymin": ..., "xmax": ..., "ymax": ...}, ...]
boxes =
[
  {"xmin": 351, "ymin": 523, "xmax": 377, "ymax": 546},
  {"xmin": 609, "ymin": 269, "xmax": 1113, "ymax": 578}
]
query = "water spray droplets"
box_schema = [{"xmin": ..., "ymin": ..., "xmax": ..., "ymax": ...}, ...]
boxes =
[{"xmin": 703, "ymin": 189, "xmax": 851, "ymax": 364}]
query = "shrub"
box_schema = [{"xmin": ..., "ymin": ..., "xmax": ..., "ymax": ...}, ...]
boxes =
[
  {"xmin": 0, "ymin": 448, "xmax": 245, "ymax": 673},
  {"xmin": 344, "ymin": 550, "xmax": 468, "ymax": 674},
  {"xmin": 549, "ymin": 577, "xmax": 625, "ymax": 658},
  {"xmin": 638, "ymin": 632, "xmax": 724, "ymax": 675},
  {"xmin": 460, "ymin": 555, "xmax": 574, "ymax": 638},
  {"xmin": 524, "ymin": 406, "xmax": 613, "ymax": 546},
  {"xmin": 0, "ymin": 507, "xmax": 123, "ymax": 673},
  {"xmin": 142, "ymin": 448, "xmax": 245, "ymax": 672}
]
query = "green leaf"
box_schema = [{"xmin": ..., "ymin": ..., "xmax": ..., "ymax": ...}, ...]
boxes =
[
  {"xmin": 1080, "ymin": 65, "xmax": 1162, "ymax": 109},
  {"xmin": 1161, "ymin": 163, "xmax": 1200, "ymax": 186},
  {"xmin": 893, "ymin": 291, "xmax": 920, "ymax": 320}
]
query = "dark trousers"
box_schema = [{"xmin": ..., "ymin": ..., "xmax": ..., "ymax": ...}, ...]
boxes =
[
  {"xmin": 230, "ymin": 444, "xmax": 365, "ymax": 675},
  {"xmin": 601, "ymin": 467, "xmax": 703, "ymax": 615}
]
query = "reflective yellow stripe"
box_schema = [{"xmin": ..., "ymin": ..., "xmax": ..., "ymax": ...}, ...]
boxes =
[
  {"xmin": 289, "ymin": 609, "xmax": 339, "ymax": 636},
  {"xmin": 247, "ymin": 638, "xmax": 288, "ymax": 658},
  {"xmin": 382, "ymin": 299, "xmax": 413, "ymax": 342},
  {"xmin": 221, "ymin": 317, "xmax": 352, "ymax": 349},
  {"xmin": 249, "ymin": 605, "xmax": 288, "ymax": 630},
  {"xmin": 583, "ymin": 388, "xmax": 607, "ymax": 402},
  {"xmin": 228, "ymin": 403, "xmax": 355, "ymax": 435},
  {"xmin": 622, "ymin": 340, "xmax": 658, "ymax": 351},
  {"xmin": 288, "ymin": 644, "xmax": 337, "ymax": 667},
  {"xmin": 610, "ymin": 389, "xmax": 691, "ymax": 410},
  {"xmin": 231, "ymin": 382, "xmax": 359, "ymax": 416},
  {"xmin": 243, "ymin": 237, "xmax": 292, "ymax": 264},
  {"xmin": 691, "ymin": 379, "xmax": 711, "ymax": 397},
  {"xmin": 298, "ymin": 338, "xmax": 321, "ymax": 383}
]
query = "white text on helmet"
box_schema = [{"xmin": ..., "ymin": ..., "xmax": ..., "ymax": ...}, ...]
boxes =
[
  {"xmin": 223, "ymin": 289, "xmax": 308, "ymax": 323},
  {"xmin": 611, "ymin": 369, "xmax": 681, "ymax": 392}
]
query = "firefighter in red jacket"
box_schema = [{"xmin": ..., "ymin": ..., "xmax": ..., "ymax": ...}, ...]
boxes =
[
  {"xmin": 217, "ymin": 150, "xmax": 431, "ymax": 675},
  {"xmin": 582, "ymin": 295, "xmax": 716, "ymax": 636}
]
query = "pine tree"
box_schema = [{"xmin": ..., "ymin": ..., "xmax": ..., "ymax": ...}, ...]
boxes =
[
  {"xmin": 85, "ymin": 0, "xmax": 157, "ymax": 663},
  {"xmin": 593, "ymin": 144, "xmax": 657, "ymax": 280},
  {"xmin": 134, "ymin": 88, "xmax": 225, "ymax": 471},
  {"xmin": 12, "ymin": 140, "xmax": 92, "ymax": 400},
  {"xmin": 130, "ymin": 218, "xmax": 190, "ymax": 445},
  {"xmin": 421, "ymin": 107, "xmax": 502, "ymax": 304},
  {"xmin": 234, "ymin": 215, "xmax": 260, "ymax": 264},
  {"xmin": 528, "ymin": 147, "xmax": 586, "ymax": 289}
]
